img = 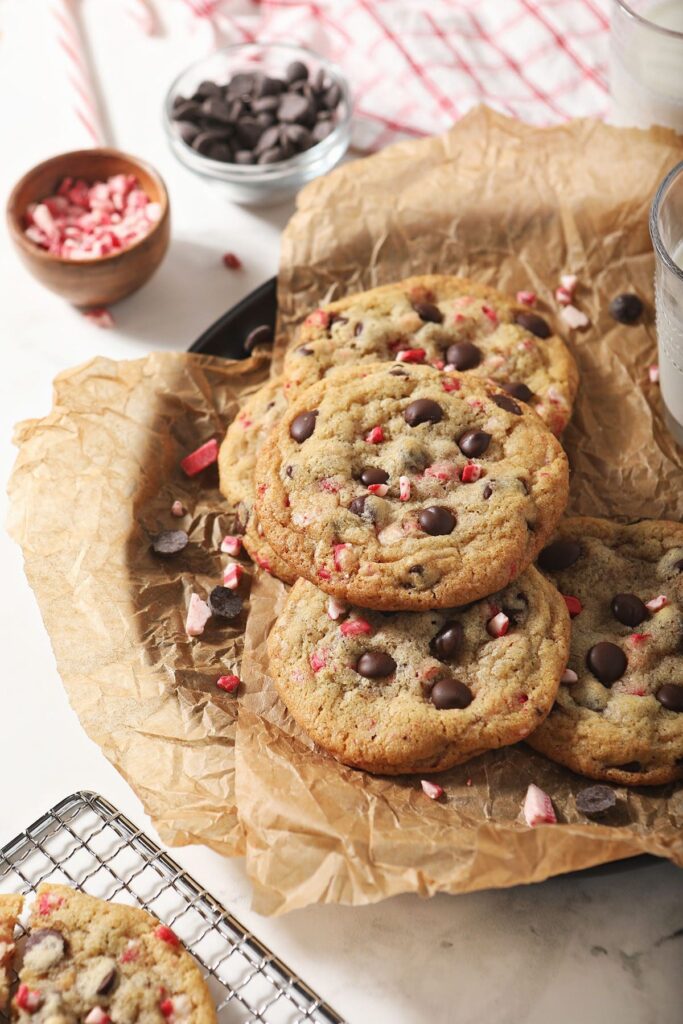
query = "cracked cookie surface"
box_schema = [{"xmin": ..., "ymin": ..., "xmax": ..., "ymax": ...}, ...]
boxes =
[
  {"xmin": 529, "ymin": 517, "xmax": 683, "ymax": 786},
  {"xmin": 255, "ymin": 363, "xmax": 569, "ymax": 609},
  {"xmin": 283, "ymin": 275, "xmax": 578, "ymax": 435},
  {"xmin": 269, "ymin": 571, "xmax": 569, "ymax": 774}
]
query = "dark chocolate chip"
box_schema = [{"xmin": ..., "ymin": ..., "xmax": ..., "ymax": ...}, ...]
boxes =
[
  {"xmin": 538, "ymin": 540, "xmax": 582, "ymax": 571},
  {"xmin": 244, "ymin": 324, "xmax": 273, "ymax": 353},
  {"xmin": 324, "ymin": 83, "xmax": 342, "ymax": 108},
  {"xmin": 192, "ymin": 129, "xmax": 231, "ymax": 155},
  {"xmin": 96, "ymin": 967, "xmax": 119, "ymax": 997},
  {"xmin": 515, "ymin": 311, "xmax": 551, "ymax": 338},
  {"xmin": 355, "ymin": 651, "xmax": 397, "ymax": 678},
  {"xmin": 483, "ymin": 484, "xmax": 493, "ymax": 499},
  {"xmin": 349, "ymin": 496, "xmax": 368, "ymax": 517},
  {"xmin": 256, "ymin": 76, "xmax": 285, "ymax": 98},
  {"xmin": 458, "ymin": 429, "xmax": 491, "ymax": 458},
  {"xmin": 430, "ymin": 677, "xmax": 473, "ymax": 710},
  {"xmin": 656, "ymin": 684, "xmax": 683, "ymax": 712},
  {"xmin": 195, "ymin": 80, "xmax": 223, "ymax": 100},
  {"xmin": 492, "ymin": 393, "xmax": 522, "ymax": 415},
  {"xmin": 152, "ymin": 530, "xmax": 188, "ymax": 556},
  {"xmin": 252, "ymin": 95, "xmax": 280, "ymax": 114},
  {"xmin": 290, "ymin": 410, "xmax": 318, "ymax": 442},
  {"xmin": 208, "ymin": 586, "xmax": 244, "ymax": 619},
  {"xmin": 285, "ymin": 465, "xmax": 294, "ymax": 478},
  {"xmin": 446, "ymin": 341, "xmax": 482, "ymax": 370},
  {"xmin": 258, "ymin": 147, "xmax": 284, "ymax": 164},
  {"xmin": 177, "ymin": 121, "xmax": 200, "ymax": 145},
  {"xmin": 311, "ymin": 120, "xmax": 334, "ymax": 142},
  {"xmin": 413, "ymin": 301, "xmax": 443, "ymax": 323},
  {"xmin": 255, "ymin": 111, "xmax": 277, "ymax": 128},
  {"xmin": 236, "ymin": 119, "xmax": 265, "ymax": 148},
  {"xmin": 25, "ymin": 928, "xmax": 66, "ymax": 957},
  {"xmin": 208, "ymin": 142, "xmax": 233, "ymax": 162},
  {"xmin": 586, "ymin": 642, "xmax": 627, "ymax": 685},
  {"xmin": 283, "ymin": 123, "xmax": 312, "ymax": 149},
  {"xmin": 255, "ymin": 125, "xmax": 281, "ymax": 153},
  {"xmin": 502, "ymin": 381, "xmax": 534, "ymax": 402},
  {"xmin": 418, "ymin": 506, "xmax": 456, "ymax": 535},
  {"xmin": 409, "ymin": 564, "xmax": 423, "ymax": 574},
  {"xmin": 296, "ymin": 345, "xmax": 313, "ymax": 355},
  {"xmin": 360, "ymin": 467, "xmax": 389, "ymax": 486},
  {"xmin": 389, "ymin": 367, "xmax": 408, "ymax": 376},
  {"xmin": 201, "ymin": 98, "xmax": 234, "ymax": 124},
  {"xmin": 430, "ymin": 621, "xmax": 463, "ymax": 661},
  {"xmin": 278, "ymin": 92, "xmax": 311, "ymax": 123},
  {"xmin": 227, "ymin": 72, "xmax": 257, "ymax": 96},
  {"xmin": 575, "ymin": 785, "xmax": 617, "ymax": 818},
  {"xmin": 286, "ymin": 60, "xmax": 309, "ymax": 84},
  {"xmin": 611, "ymin": 593, "xmax": 648, "ymax": 627},
  {"xmin": 234, "ymin": 150, "xmax": 255, "ymax": 165},
  {"xmin": 172, "ymin": 100, "xmax": 203, "ymax": 122},
  {"xmin": 404, "ymin": 398, "xmax": 444, "ymax": 426},
  {"xmin": 609, "ymin": 293, "xmax": 643, "ymax": 324},
  {"xmin": 354, "ymin": 322, "xmax": 363, "ymax": 336}
]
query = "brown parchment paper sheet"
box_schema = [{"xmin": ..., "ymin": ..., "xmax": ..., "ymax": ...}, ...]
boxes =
[
  {"xmin": 8, "ymin": 351, "xmax": 271, "ymax": 854},
  {"xmin": 237, "ymin": 107, "xmax": 683, "ymax": 913}
]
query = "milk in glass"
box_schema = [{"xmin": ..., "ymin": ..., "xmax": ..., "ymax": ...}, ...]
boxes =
[{"xmin": 610, "ymin": 1, "xmax": 683, "ymax": 132}]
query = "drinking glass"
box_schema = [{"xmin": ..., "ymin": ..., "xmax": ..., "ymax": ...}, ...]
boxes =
[
  {"xmin": 650, "ymin": 161, "xmax": 683, "ymax": 445},
  {"xmin": 610, "ymin": 0, "xmax": 683, "ymax": 132}
]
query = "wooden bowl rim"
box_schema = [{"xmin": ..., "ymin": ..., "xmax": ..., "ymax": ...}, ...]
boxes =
[{"xmin": 6, "ymin": 147, "xmax": 170, "ymax": 268}]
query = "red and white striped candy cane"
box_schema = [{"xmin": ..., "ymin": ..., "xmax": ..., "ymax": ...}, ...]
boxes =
[{"xmin": 49, "ymin": 0, "xmax": 105, "ymax": 147}]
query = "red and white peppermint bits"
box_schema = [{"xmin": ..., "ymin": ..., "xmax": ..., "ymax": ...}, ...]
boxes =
[
  {"xmin": 441, "ymin": 377, "xmax": 461, "ymax": 393},
  {"xmin": 516, "ymin": 290, "xmax": 537, "ymax": 307},
  {"xmin": 396, "ymin": 348, "xmax": 426, "ymax": 363},
  {"xmin": 185, "ymin": 593, "xmax": 210, "ymax": 637},
  {"xmin": 523, "ymin": 783, "xmax": 557, "ymax": 827},
  {"xmin": 216, "ymin": 674, "xmax": 240, "ymax": 694},
  {"xmin": 399, "ymin": 476, "xmax": 411, "ymax": 501},
  {"xmin": 561, "ymin": 668, "xmax": 579, "ymax": 684},
  {"xmin": 15, "ymin": 985, "xmax": 43, "ymax": 1013},
  {"xmin": 83, "ymin": 307, "xmax": 114, "ymax": 328},
  {"xmin": 180, "ymin": 438, "xmax": 218, "ymax": 477},
  {"xmin": 220, "ymin": 535, "xmax": 242, "ymax": 556},
  {"xmin": 461, "ymin": 463, "xmax": 482, "ymax": 483},
  {"xmin": 171, "ymin": 500, "xmax": 186, "ymax": 517},
  {"xmin": 560, "ymin": 304, "xmax": 589, "ymax": 329},
  {"xmin": 340, "ymin": 618, "xmax": 372, "ymax": 637},
  {"xmin": 420, "ymin": 780, "xmax": 444, "ymax": 800},
  {"xmin": 222, "ymin": 252, "xmax": 242, "ymax": 269},
  {"xmin": 487, "ymin": 612, "xmax": 509, "ymax": 638},
  {"xmin": 310, "ymin": 650, "xmax": 327, "ymax": 672},
  {"xmin": 648, "ymin": 364, "xmax": 660, "ymax": 384},
  {"xmin": 367, "ymin": 482, "xmax": 389, "ymax": 496},
  {"xmin": 159, "ymin": 1000, "xmax": 174, "ymax": 1020},
  {"xmin": 562, "ymin": 594, "xmax": 582, "ymax": 617},
  {"xmin": 645, "ymin": 594, "xmax": 668, "ymax": 612},
  {"xmin": 84, "ymin": 1008, "xmax": 110, "ymax": 1024},
  {"xmin": 23, "ymin": 175, "xmax": 160, "ymax": 260},
  {"xmin": 327, "ymin": 595, "xmax": 348, "ymax": 620},
  {"xmin": 154, "ymin": 924, "xmax": 180, "ymax": 947},
  {"xmin": 305, "ymin": 308, "xmax": 330, "ymax": 328},
  {"xmin": 365, "ymin": 425, "xmax": 385, "ymax": 444},
  {"xmin": 223, "ymin": 563, "xmax": 244, "ymax": 589}
]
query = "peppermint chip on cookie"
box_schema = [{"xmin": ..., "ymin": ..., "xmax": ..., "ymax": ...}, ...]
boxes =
[
  {"xmin": 218, "ymin": 376, "xmax": 296, "ymax": 583},
  {"xmin": 529, "ymin": 517, "xmax": 683, "ymax": 786},
  {"xmin": 13, "ymin": 884, "xmax": 216, "ymax": 1024},
  {"xmin": 268, "ymin": 571, "xmax": 569, "ymax": 774},
  {"xmin": 283, "ymin": 275, "xmax": 578, "ymax": 435},
  {"xmin": 255, "ymin": 363, "xmax": 569, "ymax": 610}
]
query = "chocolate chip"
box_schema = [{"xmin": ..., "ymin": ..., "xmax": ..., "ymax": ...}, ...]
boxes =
[
  {"xmin": 172, "ymin": 100, "xmax": 203, "ymax": 122},
  {"xmin": 177, "ymin": 121, "xmax": 200, "ymax": 145},
  {"xmin": 360, "ymin": 467, "xmax": 389, "ymax": 486},
  {"xmin": 311, "ymin": 121, "xmax": 334, "ymax": 142},
  {"xmin": 255, "ymin": 125, "xmax": 281, "ymax": 153},
  {"xmin": 611, "ymin": 593, "xmax": 648, "ymax": 627},
  {"xmin": 285, "ymin": 465, "xmax": 294, "ymax": 478},
  {"xmin": 492, "ymin": 393, "xmax": 522, "ymax": 415},
  {"xmin": 349, "ymin": 496, "xmax": 368, "ymax": 517},
  {"xmin": 538, "ymin": 540, "xmax": 581, "ymax": 571},
  {"xmin": 430, "ymin": 677, "xmax": 473, "ymax": 710},
  {"xmin": 324, "ymin": 83, "xmax": 342, "ymax": 108},
  {"xmin": 234, "ymin": 150, "xmax": 255, "ymax": 165},
  {"xmin": 25, "ymin": 928, "xmax": 65, "ymax": 955},
  {"xmin": 515, "ymin": 311, "xmax": 551, "ymax": 338},
  {"xmin": 404, "ymin": 398, "xmax": 443, "ymax": 426},
  {"xmin": 286, "ymin": 60, "xmax": 309, "ymax": 83},
  {"xmin": 201, "ymin": 98, "xmax": 233, "ymax": 124},
  {"xmin": 418, "ymin": 506, "xmax": 456, "ymax": 535},
  {"xmin": 575, "ymin": 785, "xmax": 617, "ymax": 818},
  {"xmin": 586, "ymin": 642, "xmax": 627, "ymax": 685},
  {"xmin": 252, "ymin": 95, "xmax": 280, "ymax": 114},
  {"xmin": 24, "ymin": 929, "xmax": 66, "ymax": 971},
  {"xmin": 195, "ymin": 80, "xmax": 223, "ymax": 99},
  {"xmin": 290, "ymin": 410, "xmax": 318, "ymax": 442},
  {"xmin": 413, "ymin": 301, "xmax": 443, "ymax": 323},
  {"xmin": 192, "ymin": 129, "xmax": 232, "ymax": 155},
  {"xmin": 354, "ymin": 322, "xmax": 363, "ymax": 336},
  {"xmin": 152, "ymin": 530, "xmax": 188, "ymax": 556},
  {"xmin": 502, "ymin": 381, "xmax": 533, "ymax": 402},
  {"xmin": 458, "ymin": 429, "xmax": 491, "ymax": 458},
  {"xmin": 446, "ymin": 341, "xmax": 482, "ymax": 370},
  {"xmin": 656, "ymin": 684, "xmax": 683, "ymax": 712},
  {"xmin": 355, "ymin": 651, "xmax": 396, "ymax": 678},
  {"xmin": 609, "ymin": 293, "xmax": 643, "ymax": 324},
  {"xmin": 96, "ymin": 967, "xmax": 119, "ymax": 996},
  {"xmin": 244, "ymin": 324, "xmax": 273, "ymax": 353},
  {"xmin": 389, "ymin": 367, "xmax": 408, "ymax": 376},
  {"xmin": 278, "ymin": 92, "xmax": 312, "ymax": 123},
  {"xmin": 296, "ymin": 345, "xmax": 313, "ymax": 355},
  {"xmin": 430, "ymin": 621, "xmax": 463, "ymax": 661},
  {"xmin": 283, "ymin": 123, "xmax": 312, "ymax": 149},
  {"xmin": 674, "ymin": 558, "xmax": 683, "ymax": 573},
  {"xmin": 209, "ymin": 142, "xmax": 233, "ymax": 162},
  {"xmin": 208, "ymin": 586, "xmax": 243, "ymax": 619},
  {"xmin": 483, "ymin": 484, "xmax": 493, "ymax": 499},
  {"xmin": 237, "ymin": 119, "xmax": 265, "ymax": 148}
]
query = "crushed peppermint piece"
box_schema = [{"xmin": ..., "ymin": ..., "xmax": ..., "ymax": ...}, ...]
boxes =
[
  {"xmin": 15, "ymin": 985, "xmax": 43, "ymax": 1013},
  {"xmin": 37, "ymin": 893, "xmax": 64, "ymax": 915},
  {"xmin": 561, "ymin": 668, "xmax": 579, "ymax": 684},
  {"xmin": 217, "ymin": 674, "xmax": 240, "ymax": 693},
  {"xmin": 421, "ymin": 780, "xmax": 444, "ymax": 800},
  {"xmin": 310, "ymin": 650, "xmax": 327, "ymax": 672},
  {"xmin": 560, "ymin": 273, "xmax": 578, "ymax": 294},
  {"xmin": 442, "ymin": 377, "xmax": 461, "ymax": 392},
  {"xmin": 333, "ymin": 543, "xmax": 351, "ymax": 571},
  {"xmin": 562, "ymin": 594, "xmax": 582, "ymax": 617},
  {"xmin": 523, "ymin": 783, "xmax": 557, "ymax": 827},
  {"xmin": 367, "ymin": 482, "xmax": 389, "ymax": 496},
  {"xmin": 546, "ymin": 385, "xmax": 565, "ymax": 405},
  {"xmin": 461, "ymin": 463, "xmax": 482, "ymax": 483},
  {"xmin": 223, "ymin": 563, "xmax": 244, "ymax": 589},
  {"xmin": 555, "ymin": 286, "xmax": 573, "ymax": 306},
  {"xmin": 340, "ymin": 618, "xmax": 372, "ymax": 637},
  {"xmin": 222, "ymin": 252, "xmax": 242, "ymax": 269},
  {"xmin": 180, "ymin": 438, "xmax": 218, "ymax": 476},
  {"xmin": 306, "ymin": 308, "xmax": 330, "ymax": 328},
  {"xmin": 629, "ymin": 632, "xmax": 650, "ymax": 646},
  {"xmin": 220, "ymin": 535, "xmax": 242, "ymax": 556},
  {"xmin": 560, "ymin": 304, "xmax": 589, "ymax": 329},
  {"xmin": 516, "ymin": 290, "xmax": 537, "ymax": 307},
  {"xmin": 399, "ymin": 476, "xmax": 411, "ymax": 501},
  {"xmin": 83, "ymin": 307, "xmax": 115, "ymax": 328},
  {"xmin": 646, "ymin": 594, "xmax": 668, "ymax": 612},
  {"xmin": 154, "ymin": 924, "xmax": 180, "ymax": 947},
  {"xmin": 85, "ymin": 1008, "xmax": 110, "ymax": 1024},
  {"xmin": 481, "ymin": 304, "xmax": 498, "ymax": 324},
  {"xmin": 365, "ymin": 425, "xmax": 385, "ymax": 444},
  {"xmin": 648, "ymin": 364, "xmax": 660, "ymax": 383},
  {"xmin": 171, "ymin": 500, "xmax": 186, "ymax": 517},
  {"xmin": 396, "ymin": 348, "xmax": 426, "ymax": 363},
  {"xmin": 185, "ymin": 593, "xmax": 211, "ymax": 636},
  {"xmin": 120, "ymin": 941, "xmax": 139, "ymax": 963},
  {"xmin": 327, "ymin": 595, "xmax": 348, "ymax": 620},
  {"xmin": 159, "ymin": 1000, "xmax": 174, "ymax": 1019},
  {"xmin": 487, "ymin": 612, "xmax": 510, "ymax": 638}
]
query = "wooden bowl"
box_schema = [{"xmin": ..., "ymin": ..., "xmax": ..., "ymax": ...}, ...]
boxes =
[{"xmin": 6, "ymin": 148, "xmax": 170, "ymax": 307}]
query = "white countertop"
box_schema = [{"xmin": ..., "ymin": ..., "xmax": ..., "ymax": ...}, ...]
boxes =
[{"xmin": 0, "ymin": 3, "xmax": 681, "ymax": 1022}]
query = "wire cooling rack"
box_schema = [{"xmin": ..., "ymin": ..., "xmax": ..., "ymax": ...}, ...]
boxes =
[{"xmin": 0, "ymin": 791, "xmax": 343, "ymax": 1024}]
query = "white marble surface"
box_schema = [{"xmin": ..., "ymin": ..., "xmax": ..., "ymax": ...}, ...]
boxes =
[{"xmin": 0, "ymin": 3, "xmax": 681, "ymax": 1022}]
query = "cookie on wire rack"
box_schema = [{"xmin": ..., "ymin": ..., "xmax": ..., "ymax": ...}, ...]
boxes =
[{"xmin": 0, "ymin": 894, "xmax": 22, "ymax": 1009}]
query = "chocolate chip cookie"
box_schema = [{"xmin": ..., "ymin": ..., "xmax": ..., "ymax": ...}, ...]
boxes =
[
  {"xmin": 13, "ymin": 884, "xmax": 216, "ymax": 1024},
  {"xmin": 0, "ymin": 894, "xmax": 21, "ymax": 1009},
  {"xmin": 268, "ymin": 570, "xmax": 569, "ymax": 773},
  {"xmin": 528, "ymin": 518, "xmax": 683, "ymax": 786},
  {"xmin": 218, "ymin": 376, "xmax": 296, "ymax": 583},
  {"xmin": 255, "ymin": 363, "xmax": 569, "ymax": 610},
  {"xmin": 283, "ymin": 276, "xmax": 578, "ymax": 435}
]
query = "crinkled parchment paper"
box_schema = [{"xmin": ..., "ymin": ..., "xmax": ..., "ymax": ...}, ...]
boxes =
[
  {"xmin": 237, "ymin": 107, "xmax": 683, "ymax": 913},
  {"xmin": 8, "ymin": 107, "xmax": 683, "ymax": 912},
  {"xmin": 8, "ymin": 351, "xmax": 270, "ymax": 854}
]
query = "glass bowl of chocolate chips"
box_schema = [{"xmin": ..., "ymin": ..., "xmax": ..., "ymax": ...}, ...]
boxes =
[{"xmin": 164, "ymin": 43, "xmax": 351, "ymax": 205}]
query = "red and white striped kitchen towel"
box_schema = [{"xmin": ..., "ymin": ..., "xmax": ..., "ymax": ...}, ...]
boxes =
[{"xmin": 179, "ymin": 0, "xmax": 611, "ymax": 150}]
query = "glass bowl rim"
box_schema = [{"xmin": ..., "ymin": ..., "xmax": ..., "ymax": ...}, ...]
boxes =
[{"xmin": 613, "ymin": 0, "xmax": 683, "ymax": 40}]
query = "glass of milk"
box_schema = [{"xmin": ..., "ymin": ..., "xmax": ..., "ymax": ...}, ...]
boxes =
[
  {"xmin": 610, "ymin": 1, "xmax": 683, "ymax": 132},
  {"xmin": 650, "ymin": 161, "xmax": 683, "ymax": 445}
]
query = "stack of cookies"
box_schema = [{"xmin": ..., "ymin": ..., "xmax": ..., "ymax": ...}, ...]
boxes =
[{"xmin": 219, "ymin": 275, "xmax": 683, "ymax": 784}]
